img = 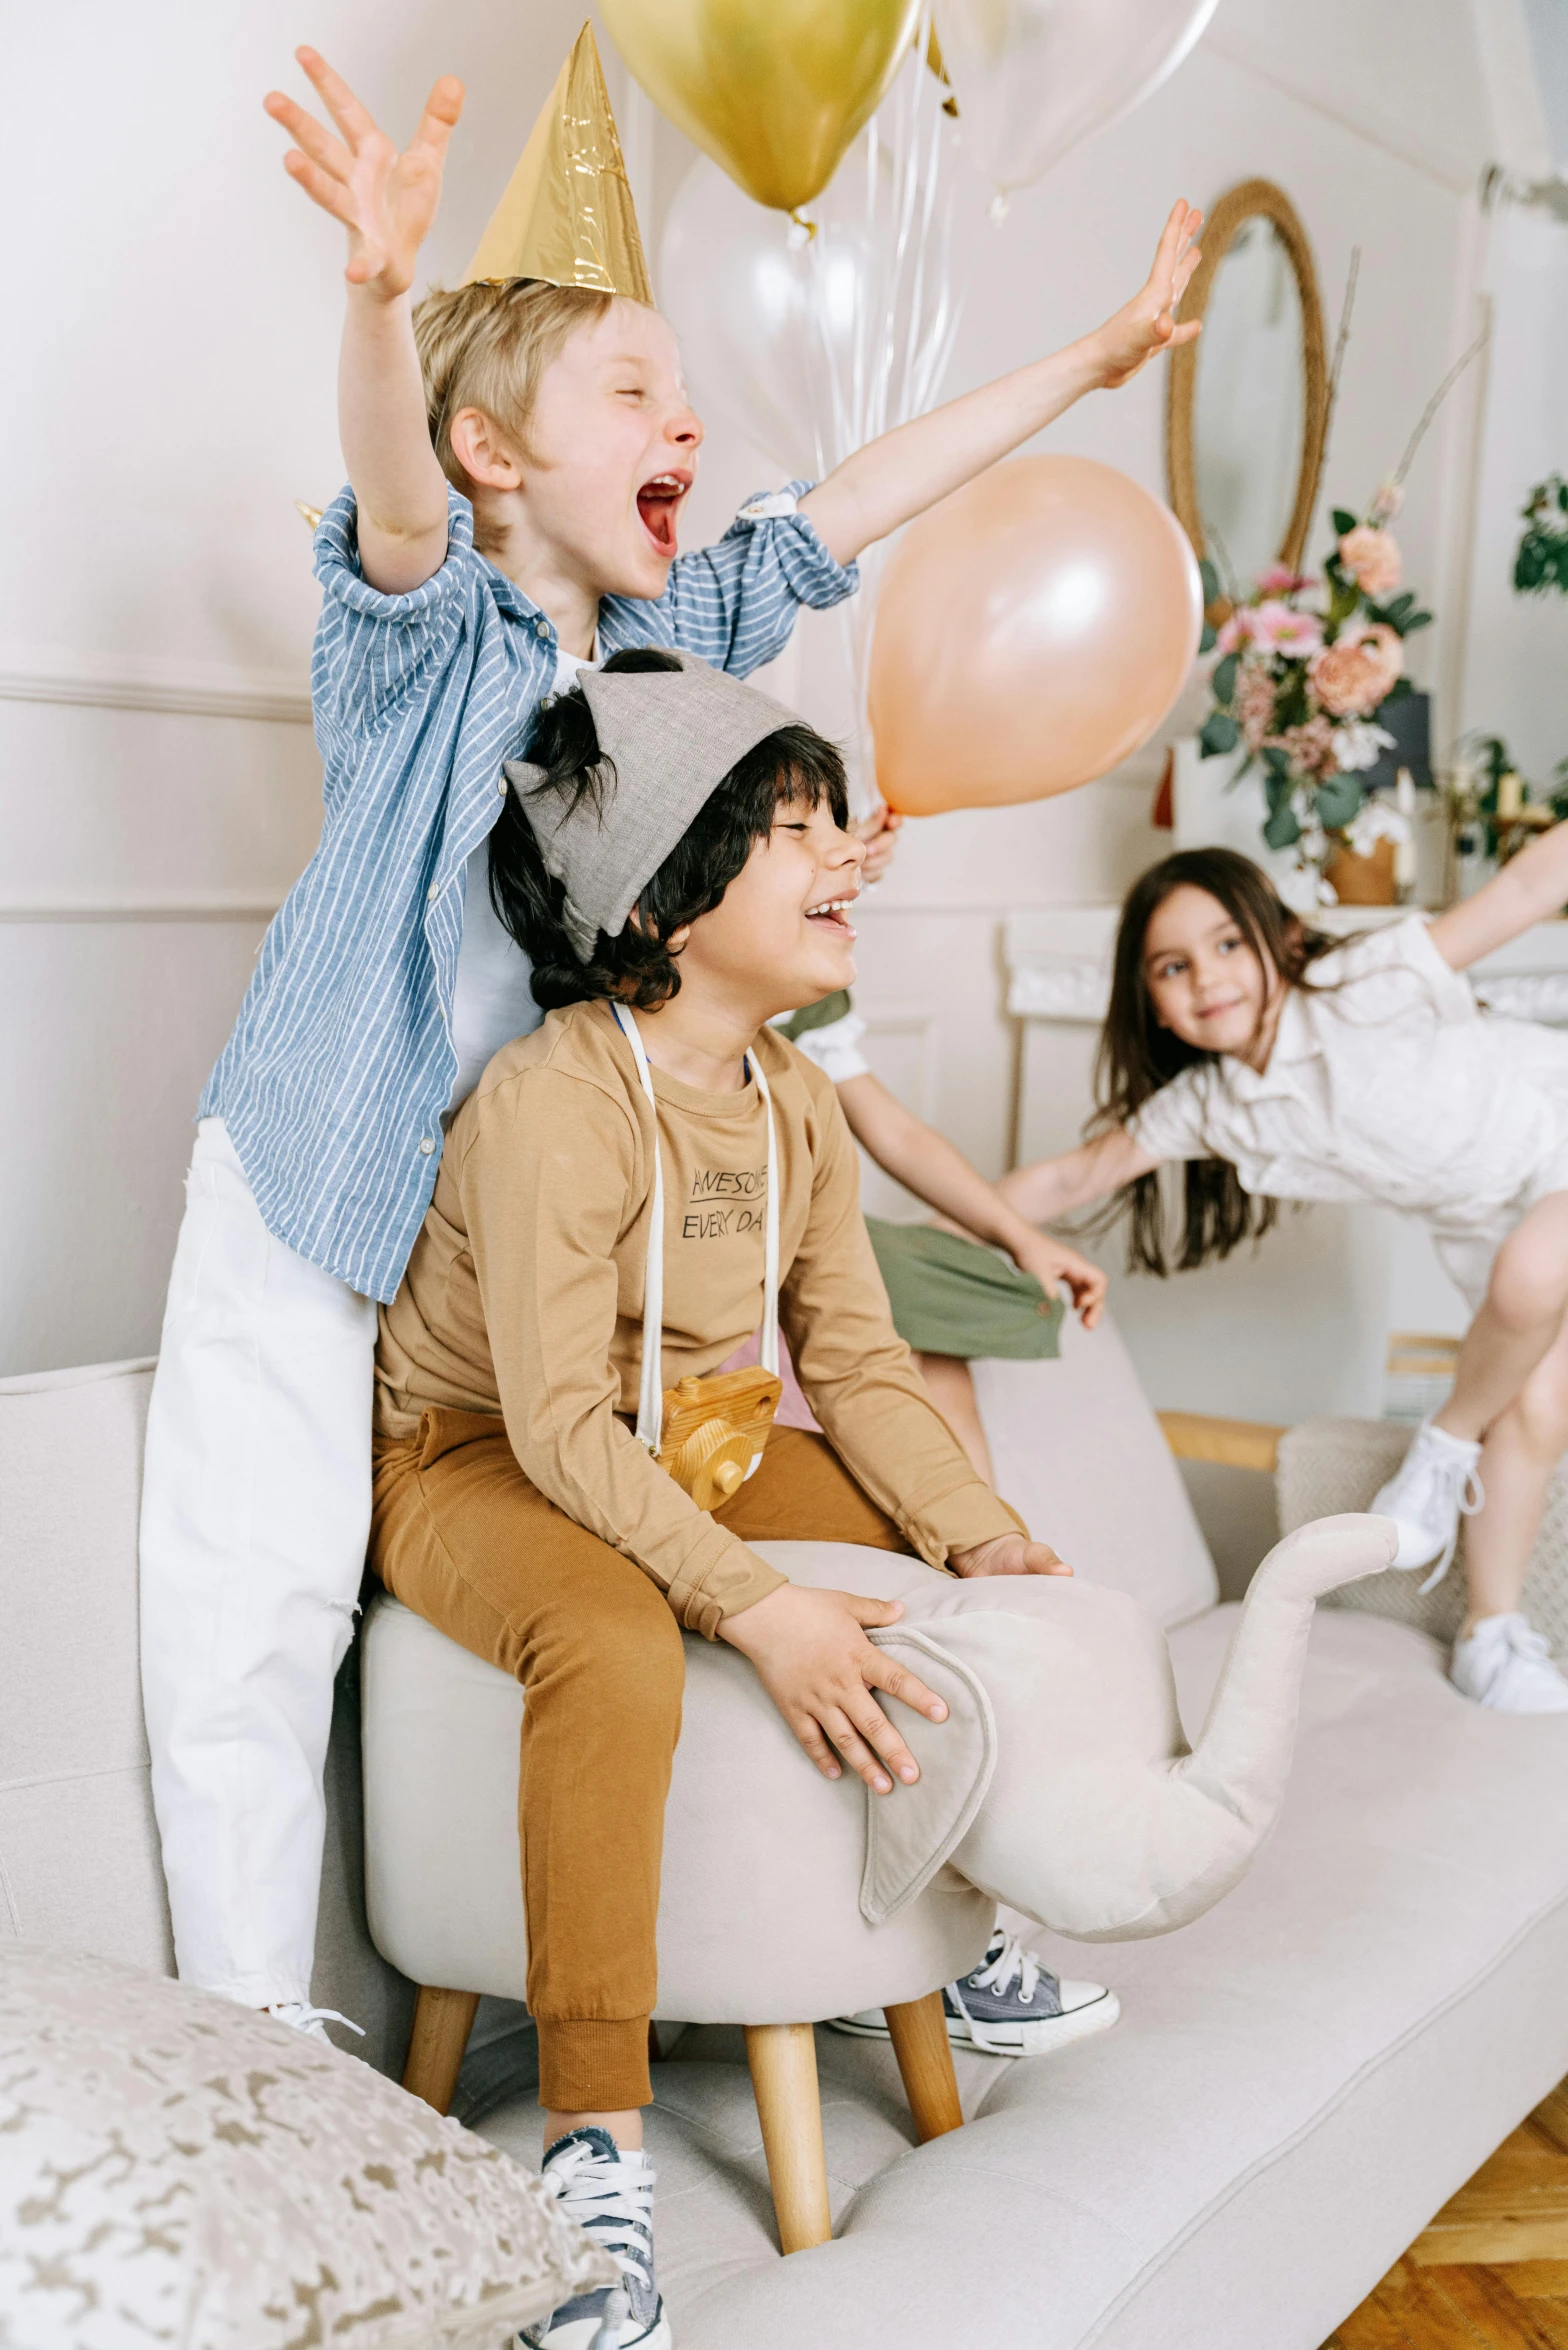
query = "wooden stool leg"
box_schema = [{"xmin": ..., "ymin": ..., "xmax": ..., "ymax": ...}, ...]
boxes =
[
  {"xmin": 885, "ymin": 1991, "xmax": 964, "ymax": 2141},
  {"xmin": 744, "ymin": 2023, "xmax": 832, "ymax": 2254},
  {"xmin": 402, "ymin": 1984, "xmax": 480, "ymax": 2115}
]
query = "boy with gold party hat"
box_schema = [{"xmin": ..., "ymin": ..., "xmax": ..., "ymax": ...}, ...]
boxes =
[{"xmin": 139, "ymin": 9, "xmax": 1198, "ymax": 2268}]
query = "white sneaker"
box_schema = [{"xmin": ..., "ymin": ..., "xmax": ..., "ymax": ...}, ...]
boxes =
[
  {"xmin": 829, "ymin": 1928, "xmax": 1119, "ymax": 2059},
  {"xmin": 263, "ymin": 2001, "xmax": 366, "ymax": 2048},
  {"xmin": 1371, "ymin": 1418, "xmax": 1484, "ymax": 1590},
  {"xmin": 1450, "ymin": 1615, "xmax": 1568, "ymax": 1714},
  {"xmin": 522, "ymin": 2130, "xmax": 670, "ymax": 2350}
]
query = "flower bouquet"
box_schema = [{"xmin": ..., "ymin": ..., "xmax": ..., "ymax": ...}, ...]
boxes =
[{"xmin": 1197, "ymin": 490, "xmax": 1431, "ymax": 898}]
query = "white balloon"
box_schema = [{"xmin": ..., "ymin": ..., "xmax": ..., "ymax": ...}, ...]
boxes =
[
  {"xmin": 660, "ymin": 90, "xmax": 959, "ymax": 487},
  {"xmin": 932, "ymin": 0, "xmax": 1218, "ymax": 200}
]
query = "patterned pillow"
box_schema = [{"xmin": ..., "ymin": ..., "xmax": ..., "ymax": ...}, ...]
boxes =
[
  {"xmin": 1276, "ymin": 1417, "xmax": 1568, "ymax": 1658},
  {"xmin": 0, "ymin": 1942, "xmax": 615, "ymax": 2349}
]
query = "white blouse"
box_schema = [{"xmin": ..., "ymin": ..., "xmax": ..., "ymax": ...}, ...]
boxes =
[{"xmin": 1128, "ymin": 916, "xmax": 1568, "ymax": 1242}]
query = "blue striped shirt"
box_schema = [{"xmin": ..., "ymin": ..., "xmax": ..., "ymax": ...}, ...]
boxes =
[{"xmin": 200, "ymin": 482, "xmax": 857, "ymax": 1301}]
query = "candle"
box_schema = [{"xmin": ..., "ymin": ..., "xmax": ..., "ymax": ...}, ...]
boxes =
[{"xmin": 1394, "ymin": 767, "xmax": 1417, "ymax": 893}]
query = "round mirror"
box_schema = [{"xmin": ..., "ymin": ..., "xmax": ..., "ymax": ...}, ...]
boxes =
[{"xmin": 1166, "ymin": 180, "xmax": 1327, "ymax": 605}]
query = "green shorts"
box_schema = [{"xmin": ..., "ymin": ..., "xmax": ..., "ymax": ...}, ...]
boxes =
[{"xmin": 865, "ymin": 1217, "xmax": 1064, "ymax": 1362}]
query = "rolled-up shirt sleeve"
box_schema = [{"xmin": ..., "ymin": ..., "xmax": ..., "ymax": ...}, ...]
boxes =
[
  {"xmin": 458, "ymin": 1068, "xmax": 787, "ymax": 1638},
  {"xmin": 310, "ymin": 486, "xmax": 476, "ymax": 782},
  {"xmin": 1126, "ymin": 1069, "xmax": 1214, "ymax": 1164}
]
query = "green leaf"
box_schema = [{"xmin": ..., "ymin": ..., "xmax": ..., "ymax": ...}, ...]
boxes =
[
  {"xmin": 1211, "ymin": 652, "xmax": 1239, "ymax": 707},
  {"xmin": 1198, "ymin": 558, "xmax": 1220, "ymax": 605},
  {"xmin": 1263, "ymin": 802, "xmax": 1300, "ymax": 850},
  {"xmin": 1331, "ymin": 508, "xmax": 1359, "ymax": 538},
  {"xmin": 1264, "ymin": 768, "xmax": 1292, "ymax": 814},
  {"xmin": 1199, "ymin": 710, "xmax": 1240, "ymax": 758},
  {"xmin": 1401, "ymin": 610, "xmax": 1433, "ymax": 632},
  {"xmin": 1198, "ymin": 621, "xmax": 1217, "ymax": 655},
  {"xmin": 1315, "ymin": 774, "xmax": 1364, "ymax": 830},
  {"xmin": 1379, "ymin": 676, "xmax": 1414, "ymax": 703}
]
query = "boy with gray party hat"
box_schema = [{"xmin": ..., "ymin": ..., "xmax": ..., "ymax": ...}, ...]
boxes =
[
  {"xmin": 140, "ymin": 21, "xmax": 1199, "ymax": 2072},
  {"xmin": 372, "ymin": 648, "xmax": 1071, "ymax": 2349}
]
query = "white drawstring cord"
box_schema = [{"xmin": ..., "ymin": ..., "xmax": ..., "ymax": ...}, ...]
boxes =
[{"xmin": 613, "ymin": 1002, "xmax": 779, "ymax": 1460}]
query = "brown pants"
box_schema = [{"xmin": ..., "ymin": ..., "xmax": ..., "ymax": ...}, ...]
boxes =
[{"xmin": 369, "ymin": 1411, "xmax": 908, "ymax": 2112}]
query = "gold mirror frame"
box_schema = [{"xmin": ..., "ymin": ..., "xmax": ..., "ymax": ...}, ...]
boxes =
[{"xmin": 1165, "ymin": 179, "xmax": 1328, "ymax": 600}]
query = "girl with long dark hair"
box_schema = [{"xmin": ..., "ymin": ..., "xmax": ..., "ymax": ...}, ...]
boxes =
[{"xmin": 999, "ymin": 843, "xmax": 1568, "ymax": 1716}]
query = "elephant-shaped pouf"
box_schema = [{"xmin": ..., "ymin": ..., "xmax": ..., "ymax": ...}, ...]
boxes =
[{"xmin": 362, "ymin": 1512, "xmax": 1395, "ymax": 2245}]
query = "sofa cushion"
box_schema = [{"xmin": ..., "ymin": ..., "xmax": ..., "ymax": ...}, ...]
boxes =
[
  {"xmin": 0, "ymin": 1358, "xmax": 170, "ymax": 1974},
  {"xmin": 1278, "ymin": 1416, "xmax": 1568, "ymax": 1662},
  {"xmin": 975, "ymin": 1308, "xmax": 1219, "ymax": 1627},
  {"xmin": 0, "ymin": 1941, "xmax": 614, "ymax": 2350}
]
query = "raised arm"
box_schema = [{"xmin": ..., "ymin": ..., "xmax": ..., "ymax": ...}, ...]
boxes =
[
  {"xmin": 264, "ymin": 48, "xmax": 461, "ymax": 594},
  {"xmin": 996, "ymin": 1126, "xmax": 1160, "ymax": 1228},
  {"xmin": 797, "ymin": 202, "xmax": 1201, "ymax": 565},
  {"xmin": 1427, "ymin": 816, "xmax": 1568, "ymax": 972},
  {"xmin": 836, "ymin": 1072, "xmax": 1107, "ymax": 1328}
]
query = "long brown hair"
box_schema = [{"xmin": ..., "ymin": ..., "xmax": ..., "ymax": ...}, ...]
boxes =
[{"xmin": 1091, "ymin": 848, "xmax": 1336, "ymax": 1276}]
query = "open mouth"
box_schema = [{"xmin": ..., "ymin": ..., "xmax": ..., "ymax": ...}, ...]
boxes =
[
  {"xmin": 636, "ymin": 470, "xmax": 690, "ymax": 557},
  {"xmin": 805, "ymin": 893, "xmax": 859, "ymax": 941}
]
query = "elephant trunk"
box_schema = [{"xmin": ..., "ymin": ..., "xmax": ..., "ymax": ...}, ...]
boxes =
[{"xmin": 1119, "ymin": 1511, "xmax": 1399, "ymax": 1935}]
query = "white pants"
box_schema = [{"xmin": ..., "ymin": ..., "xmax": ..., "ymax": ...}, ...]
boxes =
[{"xmin": 139, "ymin": 1118, "xmax": 377, "ymax": 2005}]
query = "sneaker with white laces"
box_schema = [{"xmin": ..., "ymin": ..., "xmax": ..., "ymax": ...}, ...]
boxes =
[
  {"xmin": 262, "ymin": 2001, "xmax": 365, "ymax": 2049},
  {"xmin": 828, "ymin": 1928, "xmax": 1120, "ymax": 2059},
  {"xmin": 521, "ymin": 2129, "xmax": 670, "ymax": 2350},
  {"xmin": 1370, "ymin": 1417, "xmax": 1484, "ymax": 1590},
  {"xmin": 1450, "ymin": 1614, "xmax": 1568, "ymax": 1714}
]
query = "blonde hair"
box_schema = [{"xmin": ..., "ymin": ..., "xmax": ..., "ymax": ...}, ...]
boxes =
[{"xmin": 412, "ymin": 280, "xmax": 616, "ymax": 546}]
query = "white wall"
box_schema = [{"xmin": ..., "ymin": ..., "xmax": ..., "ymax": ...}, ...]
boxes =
[{"xmin": 4, "ymin": 0, "xmax": 1546, "ymax": 1391}]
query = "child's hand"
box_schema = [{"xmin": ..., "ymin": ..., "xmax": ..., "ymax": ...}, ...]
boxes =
[
  {"xmin": 853, "ymin": 805, "xmax": 904, "ymax": 888},
  {"xmin": 1088, "ymin": 201, "xmax": 1203, "ymax": 390},
  {"xmin": 1010, "ymin": 1232, "xmax": 1108, "ymax": 1330},
  {"xmin": 264, "ymin": 48, "xmax": 463, "ymax": 300},
  {"xmin": 718, "ymin": 1583, "xmax": 947, "ymax": 1794},
  {"xmin": 950, "ymin": 1535, "xmax": 1072, "ymax": 1579}
]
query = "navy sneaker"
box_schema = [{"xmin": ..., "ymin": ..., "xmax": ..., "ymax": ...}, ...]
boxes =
[
  {"xmin": 521, "ymin": 2128, "xmax": 671, "ymax": 2350},
  {"xmin": 830, "ymin": 1927, "xmax": 1120, "ymax": 2058}
]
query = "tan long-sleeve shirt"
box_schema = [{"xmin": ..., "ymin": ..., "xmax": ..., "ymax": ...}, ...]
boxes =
[{"xmin": 375, "ymin": 999, "xmax": 1021, "ymax": 1636}]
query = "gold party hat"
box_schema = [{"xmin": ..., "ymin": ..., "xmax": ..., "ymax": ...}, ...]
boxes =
[{"xmin": 462, "ymin": 24, "xmax": 652, "ymax": 303}]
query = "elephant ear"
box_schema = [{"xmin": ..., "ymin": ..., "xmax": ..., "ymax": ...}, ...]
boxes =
[{"xmin": 859, "ymin": 1629, "xmax": 997, "ymax": 1927}]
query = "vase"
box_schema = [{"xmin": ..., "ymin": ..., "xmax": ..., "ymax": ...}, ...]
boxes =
[{"xmin": 1324, "ymin": 836, "xmax": 1397, "ymax": 906}]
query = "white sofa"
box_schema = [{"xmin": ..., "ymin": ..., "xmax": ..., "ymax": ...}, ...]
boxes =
[{"xmin": 4, "ymin": 1330, "xmax": 1567, "ymax": 2350}]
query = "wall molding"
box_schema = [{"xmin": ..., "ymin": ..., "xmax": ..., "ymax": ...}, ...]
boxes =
[
  {"xmin": 0, "ymin": 892, "xmax": 284, "ymax": 924},
  {"xmin": 0, "ymin": 647, "xmax": 312, "ymax": 725}
]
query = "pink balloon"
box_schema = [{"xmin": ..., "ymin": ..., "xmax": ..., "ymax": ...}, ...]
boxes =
[{"xmin": 869, "ymin": 454, "xmax": 1202, "ymax": 815}]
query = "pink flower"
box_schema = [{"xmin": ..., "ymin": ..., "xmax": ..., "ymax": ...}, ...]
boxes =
[
  {"xmin": 1215, "ymin": 610, "xmax": 1253, "ymax": 654},
  {"xmin": 1255, "ymin": 563, "xmax": 1313, "ymax": 595},
  {"xmin": 1235, "ymin": 662, "xmax": 1278, "ymax": 750},
  {"xmin": 1337, "ymin": 525, "xmax": 1402, "ymax": 599},
  {"xmin": 1272, "ymin": 717, "xmax": 1341, "ymax": 782},
  {"xmin": 1250, "ymin": 600, "xmax": 1325, "ymax": 657},
  {"xmin": 1309, "ymin": 621, "xmax": 1404, "ymax": 717}
]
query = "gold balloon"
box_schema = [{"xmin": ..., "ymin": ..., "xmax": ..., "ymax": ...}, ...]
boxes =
[{"xmin": 599, "ymin": 0, "xmax": 923, "ymax": 215}]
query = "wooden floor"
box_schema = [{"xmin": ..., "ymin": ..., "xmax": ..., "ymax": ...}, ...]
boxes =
[{"xmin": 1323, "ymin": 2081, "xmax": 1568, "ymax": 2347}]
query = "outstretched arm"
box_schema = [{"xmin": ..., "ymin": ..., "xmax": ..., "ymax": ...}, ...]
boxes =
[
  {"xmin": 996, "ymin": 1126, "xmax": 1161, "ymax": 1227},
  {"xmin": 1428, "ymin": 817, "xmax": 1568, "ymax": 972},
  {"xmin": 837, "ymin": 1072, "xmax": 1107, "ymax": 1328},
  {"xmin": 264, "ymin": 48, "xmax": 462, "ymax": 594},
  {"xmin": 798, "ymin": 201, "xmax": 1202, "ymax": 565}
]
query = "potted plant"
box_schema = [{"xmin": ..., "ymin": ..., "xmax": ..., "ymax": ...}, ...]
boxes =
[{"xmin": 1196, "ymin": 489, "xmax": 1431, "ymax": 907}]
